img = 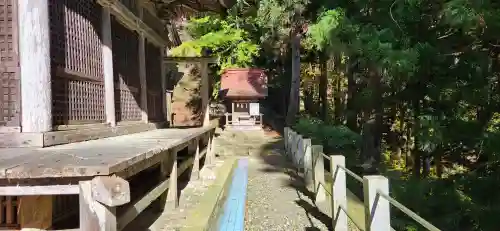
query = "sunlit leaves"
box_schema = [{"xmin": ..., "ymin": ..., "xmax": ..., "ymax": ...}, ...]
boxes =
[
  {"xmin": 170, "ymin": 16, "xmax": 260, "ymax": 71},
  {"xmin": 306, "ymin": 9, "xmax": 345, "ymax": 51}
]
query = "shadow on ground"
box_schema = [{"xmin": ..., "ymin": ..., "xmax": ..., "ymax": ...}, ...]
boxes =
[{"xmin": 255, "ymin": 135, "xmax": 334, "ymax": 231}]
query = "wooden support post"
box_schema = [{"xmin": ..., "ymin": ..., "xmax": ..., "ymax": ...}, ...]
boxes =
[
  {"xmin": 201, "ymin": 61, "xmax": 210, "ymax": 127},
  {"xmin": 156, "ymin": 151, "xmax": 170, "ymax": 212},
  {"xmin": 80, "ymin": 181, "xmax": 116, "ymax": 231},
  {"xmin": 303, "ymin": 138, "xmax": 313, "ymax": 189},
  {"xmin": 231, "ymin": 102, "xmax": 236, "ymax": 125},
  {"xmin": 192, "ymin": 139, "xmax": 201, "ymax": 180},
  {"xmin": 139, "ymin": 34, "xmax": 148, "ymax": 123},
  {"xmin": 166, "ymin": 90, "xmax": 173, "ymax": 125},
  {"xmin": 161, "ymin": 49, "xmax": 168, "ymax": 123},
  {"xmin": 18, "ymin": 0, "xmax": 52, "ymax": 132},
  {"xmin": 363, "ymin": 175, "xmax": 390, "ymax": 231},
  {"xmin": 206, "ymin": 131, "xmax": 216, "ymax": 165},
  {"xmin": 166, "ymin": 151, "xmax": 178, "ymax": 209},
  {"xmin": 287, "ymin": 129, "xmax": 292, "ymax": 158},
  {"xmin": 312, "ymin": 145, "xmax": 326, "ymax": 203},
  {"xmin": 79, "ymin": 176, "xmax": 130, "ymax": 231},
  {"xmin": 138, "ymin": 6, "xmax": 148, "ymax": 123},
  {"xmin": 102, "ymin": 5, "xmax": 116, "ymax": 127},
  {"xmin": 330, "ymin": 155, "xmax": 348, "ymax": 231}
]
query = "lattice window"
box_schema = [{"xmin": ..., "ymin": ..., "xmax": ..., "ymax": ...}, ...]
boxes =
[
  {"xmin": 49, "ymin": 0, "xmax": 105, "ymax": 125},
  {"xmin": 115, "ymin": 88, "xmax": 142, "ymax": 121},
  {"xmin": 52, "ymin": 77, "xmax": 105, "ymax": 125},
  {"xmin": 49, "ymin": 0, "xmax": 103, "ymax": 80},
  {"xmin": 0, "ymin": 71, "xmax": 19, "ymax": 124},
  {"xmin": 145, "ymin": 40, "xmax": 163, "ymax": 121},
  {"xmin": 0, "ymin": 0, "xmax": 15, "ymax": 64},
  {"xmin": 112, "ymin": 17, "xmax": 142, "ymax": 122},
  {"xmin": 0, "ymin": 0, "xmax": 20, "ymax": 127}
]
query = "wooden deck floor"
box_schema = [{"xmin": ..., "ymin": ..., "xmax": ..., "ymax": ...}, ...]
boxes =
[{"xmin": 0, "ymin": 126, "xmax": 215, "ymax": 180}]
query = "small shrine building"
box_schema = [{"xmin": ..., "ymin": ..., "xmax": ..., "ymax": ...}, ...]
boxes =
[{"xmin": 220, "ymin": 68, "xmax": 268, "ymax": 130}]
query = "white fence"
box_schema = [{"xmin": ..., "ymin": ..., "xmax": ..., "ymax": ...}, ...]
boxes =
[{"xmin": 283, "ymin": 127, "xmax": 441, "ymax": 231}]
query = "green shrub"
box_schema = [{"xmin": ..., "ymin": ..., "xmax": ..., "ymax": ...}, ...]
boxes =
[{"xmin": 292, "ymin": 116, "xmax": 361, "ymax": 158}]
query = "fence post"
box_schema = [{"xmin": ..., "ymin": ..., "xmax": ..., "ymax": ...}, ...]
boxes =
[
  {"xmin": 293, "ymin": 132, "xmax": 299, "ymax": 163},
  {"xmin": 295, "ymin": 135, "xmax": 303, "ymax": 166},
  {"xmin": 289, "ymin": 130, "xmax": 293, "ymax": 158},
  {"xmin": 284, "ymin": 127, "xmax": 289, "ymax": 156},
  {"xmin": 363, "ymin": 176, "xmax": 391, "ymax": 231},
  {"xmin": 312, "ymin": 145, "xmax": 326, "ymax": 203},
  {"xmin": 303, "ymin": 138, "xmax": 313, "ymax": 189},
  {"xmin": 330, "ymin": 155, "xmax": 348, "ymax": 231},
  {"xmin": 290, "ymin": 131, "xmax": 297, "ymax": 161}
]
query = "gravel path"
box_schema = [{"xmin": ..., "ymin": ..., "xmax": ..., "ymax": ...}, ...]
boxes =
[
  {"xmin": 217, "ymin": 129, "xmax": 361, "ymax": 231},
  {"xmin": 238, "ymin": 135, "xmax": 332, "ymax": 231}
]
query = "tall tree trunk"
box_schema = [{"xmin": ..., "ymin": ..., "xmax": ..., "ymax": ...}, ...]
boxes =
[
  {"xmin": 303, "ymin": 85, "xmax": 315, "ymax": 114},
  {"xmin": 421, "ymin": 98, "xmax": 431, "ymax": 178},
  {"xmin": 319, "ymin": 52, "xmax": 328, "ymax": 121},
  {"xmin": 389, "ymin": 102, "xmax": 402, "ymax": 164},
  {"xmin": 412, "ymin": 98, "xmax": 422, "ymax": 178},
  {"xmin": 404, "ymin": 113, "xmax": 413, "ymax": 169},
  {"xmin": 370, "ymin": 67, "xmax": 383, "ymax": 165},
  {"xmin": 346, "ymin": 57, "xmax": 358, "ymax": 131},
  {"xmin": 334, "ymin": 54, "xmax": 343, "ymax": 124},
  {"xmin": 286, "ymin": 32, "xmax": 301, "ymax": 125}
]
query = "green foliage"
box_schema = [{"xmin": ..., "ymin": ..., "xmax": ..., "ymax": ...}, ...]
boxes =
[
  {"xmin": 292, "ymin": 117, "xmax": 361, "ymax": 157},
  {"xmin": 177, "ymin": 0, "xmax": 500, "ymax": 229},
  {"xmin": 414, "ymin": 115, "xmax": 444, "ymax": 153},
  {"xmin": 290, "ymin": 0, "xmax": 500, "ymax": 230},
  {"xmin": 170, "ymin": 16, "xmax": 260, "ymax": 72},
  {"xmin": 305, "ymin": 9, "xmax": 345, "ymax": 51}
]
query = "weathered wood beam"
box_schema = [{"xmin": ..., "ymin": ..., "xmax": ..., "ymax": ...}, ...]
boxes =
[
  {"xmin": 80, "ymin": 181, "xmax": 116, "ymax": 231},
  {"xmin": 166, "ymin": 151, "xmax": 178, "ymax": 209},
  {"xmin": 139, "ymin": 34, "xmax": 149, "ymax": 123},
  {"xmin": 97, "ymin": 0, "xmax": 168, "ymax": 47},
  {"xmin": 79, "ymin": 176, "xmax": 130, "ymax": 231},
  {"xmin": 91, "ymin": 176, "xmax": 131, "ymax": 207},
  {"xmin": 192, "ymin": 140, "xmax": 201, "ymax": 180},
  {"xmin": 19, "ymin": 195, "xmax": 53, "ymax": 229},
  {"xmin": 102, "ymin": 6, "xmax": 117, "ymax": 127},
  {"xmin": 201, "ymin": 61, "xmax": 210, "ymax": 127},
  {"xmin": 0, "ymin": 185, "xmax": 79, "ymax": 196},
  {"xmin": 161, "ymin": 50, "xmax": 168, "ymax": 122}
]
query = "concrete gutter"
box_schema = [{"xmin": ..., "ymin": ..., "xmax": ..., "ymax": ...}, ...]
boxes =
[{"xmin": 181, "ymin": 158, "xmax": 238, "ymax": 231}]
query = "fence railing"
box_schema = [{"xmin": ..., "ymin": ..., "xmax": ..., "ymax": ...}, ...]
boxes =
[{"xmin": 283, "ymin": 127, "xmax": 442, "ymax": 231}]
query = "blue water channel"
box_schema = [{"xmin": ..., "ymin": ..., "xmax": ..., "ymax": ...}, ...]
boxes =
[{"xmin": 216, "ymin": 158, "xmax": 249, "ymax": 231}]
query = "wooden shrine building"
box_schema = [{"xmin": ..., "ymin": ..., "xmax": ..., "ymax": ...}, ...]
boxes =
[{"xmin": 221, "ymin": 68, "xmax": 268, "ymax": 130}]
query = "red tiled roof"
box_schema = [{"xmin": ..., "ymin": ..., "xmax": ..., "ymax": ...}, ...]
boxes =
[{"xmin": 220, "ymin": 68, "xmax": 268, "ymax": 99}]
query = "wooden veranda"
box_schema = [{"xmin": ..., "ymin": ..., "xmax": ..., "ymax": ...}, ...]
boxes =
[{"xmin": 0, "ymin": 125, "xmax": 217, "ymax": 230}]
